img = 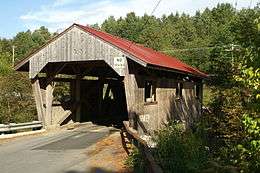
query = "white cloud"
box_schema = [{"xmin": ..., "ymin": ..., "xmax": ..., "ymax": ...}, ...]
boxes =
[
  {"xmin": 20, "ymin": 0, "xmax": 256, "ymax": 33},
  {"xmin": 53, "ymin": 0, "xmax": 77, "ymax": 7}
]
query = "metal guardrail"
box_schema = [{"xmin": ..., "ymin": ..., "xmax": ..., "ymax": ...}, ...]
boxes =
[{"xmin": 0, "ymin": 121, "xmax": 43, "ymax": 133}]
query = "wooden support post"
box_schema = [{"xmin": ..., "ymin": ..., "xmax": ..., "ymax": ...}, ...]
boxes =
[
  {"xmin": 75, "ymin": 75, "xmax": 81, "ymax": 122},
  {"xmin": 98, "ymin": 78, "xmax": 104, "ymax": 116},
  {"xmin": 31, "ymin": 78, "xmax": 46, "ymax": 127},
  {"xmin": 70, "ymin": 80, "xmax": 76, "ymax": 121},
  {"xmin": 45, "ymin": 82, "xmax": 54, "ymax": 127}
]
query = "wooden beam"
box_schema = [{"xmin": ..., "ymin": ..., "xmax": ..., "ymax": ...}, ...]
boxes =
[
  {"xmin": 75, "ymin": 75, "xmax": 81, "ymax": 122},
  {"xmin": 45, "ymin": 82, "xmax": 54, "ymax": 127},
  {"xmin": 123, "ymin": 121, "xmax": 148, "ymax": 147},
  {"xmin": 31, "ymin": 78, "xmax": 46, "ymax": 127},
  {"xmin": 57, "ymin": 110, "xmax": 72, "ymax": 125},
  {"xmin": 45, "ymin": 63, "xmax": 67, "ymax": 86},
  {"xmin": 98, "ymin": 78, "xmax": 104, "ymax": 116},
  {"xmin": 123, "ymin": 121, "xmax": 163, "ymax": 173},
  {"xmin": 57, "ymin": 103, "xmax": 78, "ymax": 125},
  {"xmin": 38, "ymin": 76, "xmax": 121, "ymax": 83},
  {"xmin": 79, "ymin": 66, "xmax": 94, "ymax": 78}
]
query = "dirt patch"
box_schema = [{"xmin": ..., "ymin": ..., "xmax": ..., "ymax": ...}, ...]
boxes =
[{"xmin": 86, "ymin": 132, "xmax": 133, "ymax": 173}]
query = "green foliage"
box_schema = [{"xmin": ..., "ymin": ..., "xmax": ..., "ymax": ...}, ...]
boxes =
[
  {"xmin": 0, "ymin": 71, "xmax": 36, "ymax": 123},
  {"xmin": 53, "ymin": 82, "xmax": 71, "ymax": 102},
  {"xmin": 154, "ymin": 121, "xmax": 208, "ymax": 173},
  {"xmin": 125, "ymin": 147, "xmax": 146, "ymax": 173},
  {"xmin": 194, "ymin": 4, "xmax": 260, "ymax": 173},
  {"xmin": 0, "ymin": 26, "xmax": 53, "ymax": 123},
  {"xmin": 13, "ymin": 26, "xmax": 52, "ymax": 62},
  {"xmin": 0, "ymin": 50, "xmax": 35, "ymax": 123},
  {"xmin": 0, "ymin": 52, "xmax": 12, "ymax": 75},
  {"xmin": 224, "ymin": 114, "xmax": 260, "ymax": 173}
]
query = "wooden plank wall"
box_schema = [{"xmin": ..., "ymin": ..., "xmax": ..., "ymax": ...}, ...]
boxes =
[
  {"xmin": 29, "ymin": 26, "xmax": 127, "ymax": 78},
  {"xmin": 124, "ymin": 61, "xmax": 202, "ymax": 135}
]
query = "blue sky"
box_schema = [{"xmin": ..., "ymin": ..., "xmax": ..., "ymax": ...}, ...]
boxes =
[{"xmin": 0, "ymin": 0, "xmax": 258, "ymax": 39}]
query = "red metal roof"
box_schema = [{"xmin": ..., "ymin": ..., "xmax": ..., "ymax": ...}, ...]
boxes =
[{"xmin": 75, "ymin": 23, "xmax": 207, "ymax": 78}]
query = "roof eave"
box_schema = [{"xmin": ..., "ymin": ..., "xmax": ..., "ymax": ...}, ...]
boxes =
[
  {"xmin": 14, "ymin": 24, "xmax": 77, "ymax": 72},
  {"xmin": 147, "ymin": 64, "xmax": 208, "ymax": 79}
]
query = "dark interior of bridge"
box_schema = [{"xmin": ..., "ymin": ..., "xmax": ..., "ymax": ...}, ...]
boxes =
[
  {"xmin": 78, "ymin": 79, "xmax": 128, "ymax": 126},
  {"xmin": 48, "ymin": 61, "xmax": 128, "ymax": 128}
]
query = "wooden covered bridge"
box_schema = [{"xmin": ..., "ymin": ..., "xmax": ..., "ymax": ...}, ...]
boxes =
[{"xmin": 15, "ymin": 24, "xmax": 207, "ymax": 133}]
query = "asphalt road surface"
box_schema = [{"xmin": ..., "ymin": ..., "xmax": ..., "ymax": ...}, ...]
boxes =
[{"xmin": 0, "ymin": 123, "xmax": 111, "ymax": 173}]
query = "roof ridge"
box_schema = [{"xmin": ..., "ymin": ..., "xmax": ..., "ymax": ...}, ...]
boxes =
[
  {"xmin": 74, "ymin": 23, "xmax": 154, "ymax": 63},
  {"xmin": 74, "ymin": 23, "xmax": 207, "ymax": 78},
  {"xmin": 15, "ymin": 23, "xmax": 207, "ymax": 78}
]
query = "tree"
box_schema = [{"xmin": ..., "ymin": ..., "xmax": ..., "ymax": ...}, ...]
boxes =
[{"xmin": 0, "ymin": 26, "xmax": 54, "ymax": 123}]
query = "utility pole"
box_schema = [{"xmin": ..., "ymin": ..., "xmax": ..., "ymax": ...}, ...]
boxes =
[
  {"xmin": 231, "ymin": 43, "xmax": 234, "ymax": 66},
  {"xmin": 225, "ymin": 44, "xmax": 240, "ymax": 67},
  {"xmin": 12, "ymin": 45, "xmax": 15, "ymax": 67}
]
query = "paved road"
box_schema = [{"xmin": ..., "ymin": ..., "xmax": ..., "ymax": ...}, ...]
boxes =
[{"xmin": 0, "ymin": 123, "xmax": 111, "ymax": 173}]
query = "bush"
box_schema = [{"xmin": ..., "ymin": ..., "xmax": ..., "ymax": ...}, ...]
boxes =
[
  {"xmin": 154, "ymin": 121, "xmax": 208, "ymax": 173},
  {"xmin": 125, "ymin": 147, "xmax": 146, "ymax": 173},
  {"xmin": 232, "ymin": 114, "xmax": 260, "ymax": 173}
]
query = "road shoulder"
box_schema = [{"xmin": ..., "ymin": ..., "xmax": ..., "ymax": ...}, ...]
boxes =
[{"xmin": 85, "ymin": 131, "xmax": 133, "ymax": 173}]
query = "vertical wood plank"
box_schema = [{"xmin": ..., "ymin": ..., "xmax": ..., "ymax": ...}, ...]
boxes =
[
  {"xmin": 31, "ymin": 78, "xmax": 45, "ymax": 126},
  {"xmin": 45, "ymin": 83, "xmax": 54, "ymax": 127},
  {"xmin": 75, "ymin": 75, "xmax": 81, "ymax": 122}
]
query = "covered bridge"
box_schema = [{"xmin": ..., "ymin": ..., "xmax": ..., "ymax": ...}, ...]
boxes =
[{"xmin": 15, "ymin": 23, "xmax": 207, "ymax": 134}]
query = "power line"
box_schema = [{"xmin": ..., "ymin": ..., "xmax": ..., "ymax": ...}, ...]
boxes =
[
  {"xmin": 161, "ymin": 46, "xmax": 215, "ymax": 52},
  {"xmin": 235, "ymin": 0, "xmax": 238, "ymax": 9},
  {"xmin": 150, "ymin": 0, "xmax": 162, "ymax": 15},
  {"xmin": 127, "ymin": 0, "xmax": 162, "ymax": 50},
  {"xmin": 249, "ymin": 0, "xmax": 253, "ymax": 8},
  {"xmin": 161, "ymin": 44, "xmax": 241, "ymax": 53},
  {"xmin": 12, "ymin": 45, "xmax": 15, "ymax": 66}
]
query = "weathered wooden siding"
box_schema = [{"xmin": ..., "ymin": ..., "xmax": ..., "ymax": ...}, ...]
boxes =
[
  {"xmin": 29, "ymin": 26, "xmax": 127, "ymax": 78},
  {"xmin": 25, "ymin": 24, "xmax": 204, "ymax": 131},
  {"xmin": 124, "ymin": 61, "xmax": 202, "ymax": 134}
]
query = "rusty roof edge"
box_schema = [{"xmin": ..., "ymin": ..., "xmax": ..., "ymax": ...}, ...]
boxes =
[{"xmin": 14, "ymin": 24, "xmax": 77, "ymax": 71}]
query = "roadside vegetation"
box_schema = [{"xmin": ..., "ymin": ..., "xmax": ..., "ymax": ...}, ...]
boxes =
[
  {"xmin": 0, "ymin": 27, "xmax": 54, "ymax": 123},
  {"xmin": 125, "ymin": 147, "xmax": 146, "ymax": 173},
  {"xmin": 0, "ymin": 2, "xmax": 259, "ymax": 172}
]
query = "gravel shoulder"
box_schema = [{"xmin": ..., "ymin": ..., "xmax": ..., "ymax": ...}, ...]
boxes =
[{"xmin": 85, "ymin": 131, "xmax": 133, "ymax": 173}]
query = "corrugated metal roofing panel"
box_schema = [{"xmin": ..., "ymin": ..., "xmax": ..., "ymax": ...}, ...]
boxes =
[{"xmin": 75, "ymin": 24, "xmax": 207, "ymax": 78}]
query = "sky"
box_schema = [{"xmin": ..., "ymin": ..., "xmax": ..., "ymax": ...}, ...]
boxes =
[{"xmin": 0, "ymin": 0, "xmax": 258, "ymax": 39}]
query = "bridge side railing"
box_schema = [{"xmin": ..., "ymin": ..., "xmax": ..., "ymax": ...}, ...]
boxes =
[
  {"xmin": 123, "ymin": 121, "xmax": 163, "ymax": 173},
  {"xmin": 0, "ymin": 121, "xmax": 43, "ymax": 133}
]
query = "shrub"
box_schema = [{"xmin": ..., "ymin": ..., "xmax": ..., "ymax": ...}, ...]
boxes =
[
  {"xmin": 125, "ymin": 147, "xmax": 146, "ymax": 173},
  {"xmin": 231, "ymin": 114, "xmax": 260, "ymax": 173},
  {"xmin": 154, "ymin": 121, "xmax": 208, "ymax": 173}
]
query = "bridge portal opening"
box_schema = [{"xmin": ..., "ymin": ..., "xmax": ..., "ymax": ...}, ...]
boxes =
[
  {"xmin": 42, "ymin": 61, "xmax": 128, "ymax": 128},
  {"xmin": 79, "ymin": 79, "xmax": 128, "ymax": 126}
]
